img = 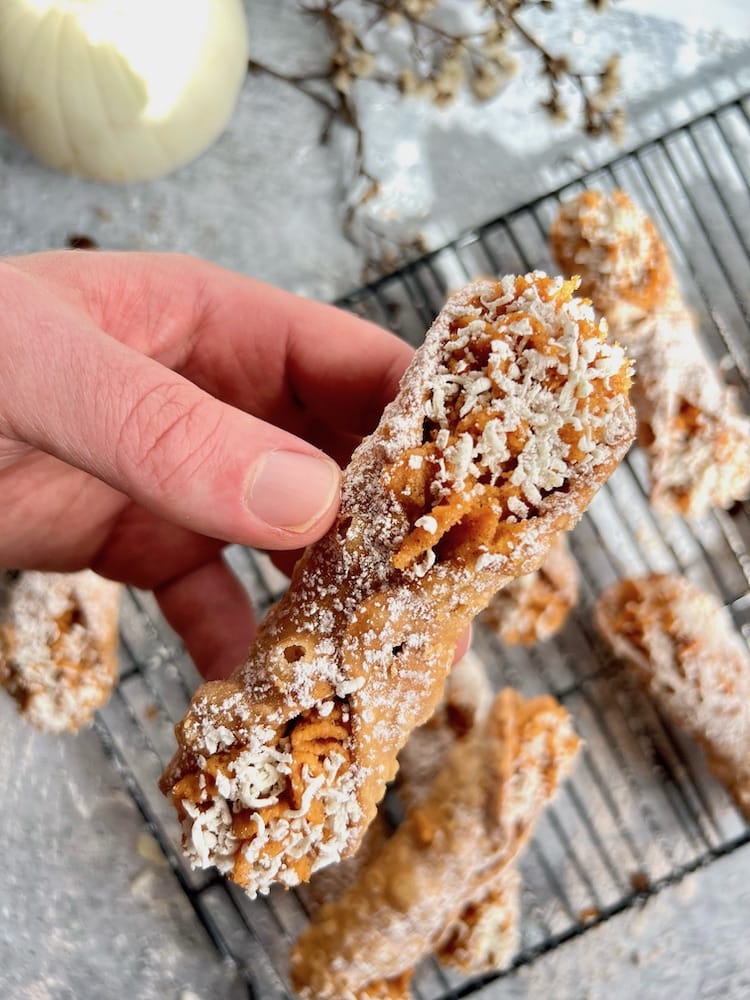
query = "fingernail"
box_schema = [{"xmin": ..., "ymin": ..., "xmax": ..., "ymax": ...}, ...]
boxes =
[{"xmin": 244, "ymin": 451, "xmax": 340, "ymax": 532}]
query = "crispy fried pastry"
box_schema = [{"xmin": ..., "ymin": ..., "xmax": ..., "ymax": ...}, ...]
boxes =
[
  {"xmin": 481, "ymin": 534, "xmax": 579, "ymax": 645},
  {"xmin": 396, "ymin": 648, "xmax": 493, "ymax": 812},
  {"xmin": 594, "ymin": 574, "xmax": 750, "ymax": 818},
  {"xmin": 160, "ymin": 273, "xmax": 633, "ymax": 898},
  {"xmin": 290, "ymin": 689, "xmax": 580, "ymax": 998},
  {"xmin": 0, "ymin": 570, "xmax": 122, "ymax": 733},
  {"xmin": 551, "ymin": 189, "xmax": 750, "ymax": 516},
  {"xmin": 301, "ymin": 651, "xmax": 520, "ymax": 984},
  {"xmin": 396, "ymin": 650, "xmax": 521, "ymax": 977}
]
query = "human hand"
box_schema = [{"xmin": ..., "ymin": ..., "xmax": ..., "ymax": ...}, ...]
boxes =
[{"xmin": 0, "ymin": 252, "xmax": 413, "ymax": 680}]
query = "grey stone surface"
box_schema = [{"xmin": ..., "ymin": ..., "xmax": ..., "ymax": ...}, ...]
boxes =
[
  {"xmin": 1, "ymin": 2, "xmax": 749, "ymax": 999},
  {"xmin": 475, "ymin": 843, "xmax": 750, "ymax": 999},
  {"xmin": 0, "ymin": 695, "xmax": 246, "ymax": 1000}
]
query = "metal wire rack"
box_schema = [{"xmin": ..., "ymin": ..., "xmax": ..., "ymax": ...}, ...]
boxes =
[{"xmin": 94, "ymin": 92, "xmax": 750, "ymax": 1000}]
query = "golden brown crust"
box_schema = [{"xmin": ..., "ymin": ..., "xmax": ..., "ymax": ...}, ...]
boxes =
[
  {"xmin": 594, "ymin": 574, "xmax": 750, "ymax": 818},
  {"xmin": 481, "ymin": 534, "xmax": 579, "ymax": 645},
  {"xmin": 0, "ymin": 570, "xmax": 122, "ymax": 733},
  {"xmin": 160, "ymin": 273, "xmax": 633, "ymax": 898},
  {"xmin": 551, "ymin": 189, "xmax": 750, "ymax": 516},
  {"xmin": 300, "ymin": 653, "xmax": 519, "ymax": 991},
  {"xmin": 289, "ymin": 689, "xmax": 580, "ymax": 999}
]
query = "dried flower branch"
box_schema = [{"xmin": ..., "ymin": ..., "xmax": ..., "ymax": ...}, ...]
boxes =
[{"xmin": 248, "ymin": 0, "xmax": 623, "ymax": 274}]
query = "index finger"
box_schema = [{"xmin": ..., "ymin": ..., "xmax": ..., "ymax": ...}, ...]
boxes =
[{"xmin": 11, "ymin": 252, "xmax": 414, "ymax": 437}]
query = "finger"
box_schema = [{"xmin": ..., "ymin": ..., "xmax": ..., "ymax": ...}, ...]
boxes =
[
  {"xmin": 453, "ymin": 625, "xmax": 472, "ymax": 664},
  {"xmin": 0, "ymin": 262, "xmax": 340, "ymax": 551},
  {"xmin": 91, "ymin": 504, "xmax": 225, "ymax": 591},
  {"xmin": 8, "ymin": 252, "xmax": 414, "ymax": 436},
  {"xmin": 156, "ymin": 556, "xmax": 257, "ymax": 681}
]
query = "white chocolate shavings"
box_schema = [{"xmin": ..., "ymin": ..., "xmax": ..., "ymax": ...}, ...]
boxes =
[
  {"xmin": 176, "ymin": 702, "xmax": 362, "ymax": 897},
  {"xmin": 414, "ymin": 514, "xmax": 438, "ymax": 535},
  {"xmin": 423, "ymin": 273, "xmax": 627, "ymax": 507},
  {"xmin": 554, "ymin": 191, "xmax": 654, "ymax": 287}
]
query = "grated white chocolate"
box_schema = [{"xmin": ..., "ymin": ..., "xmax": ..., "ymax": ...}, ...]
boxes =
[
  {"xmin": 594, "ymin": 574, "xmax": 750, "ymax": 820},
  {"xmin": 0, "ymin": 570, "xmax": 122, "ymax": 733},
  {"xmin": 552, "ymin": 189, "xmax": 750, "ymax": 516},
  {"xmin": 161, "ymin": 273, "xmax": 634, "ymax": 899}
]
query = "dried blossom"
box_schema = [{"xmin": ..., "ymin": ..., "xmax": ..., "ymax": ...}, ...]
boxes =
[{"xmin": 247, "ymin": 0, "xmax": 624, "ymax": 272}]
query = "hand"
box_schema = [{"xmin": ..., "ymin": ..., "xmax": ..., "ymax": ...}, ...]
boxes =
[{"xmin": 0, "ymin": 252, "xmax": 413, "ymax": 680}]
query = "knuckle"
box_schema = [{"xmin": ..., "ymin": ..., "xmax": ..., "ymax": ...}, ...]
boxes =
[{"xmin": 115, "ymin": 383, "xmax": 223, "ymax": 497}]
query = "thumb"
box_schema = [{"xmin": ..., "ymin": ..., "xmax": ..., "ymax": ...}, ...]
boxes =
[{"xmin": 0, "ymin": 262, "xmax": 340, "ymax": 549}]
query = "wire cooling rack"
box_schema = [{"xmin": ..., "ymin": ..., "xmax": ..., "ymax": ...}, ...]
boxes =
[{"xmin": 94, "ymin": 92, "xmax": 750, "ymax": 1000}]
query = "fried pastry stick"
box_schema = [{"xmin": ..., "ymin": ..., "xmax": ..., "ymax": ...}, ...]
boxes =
[
  {"xmin": 160, "ymin": 273, "xmax": 633, "ymax": 898},
  {"xmin": 0, "ymin": 570, "xmax": 122, "ymax": 733},
  {"xmin": 301, "ymin": 651, "xmax": 520, "ymax": 988},
  {"xmin": 290, "ymin": 689, "xmax": 580, "ymax": 999},
  {"xmin": 396, "ymin": 650, "xmax": 521, "ymax": 978},
  {"xmin": 551, "ymin": 189, "xmax": 750, "ymax": 516},
  {"xmin": 595, "ymin": 574, "xmax": 750, "ymax": 819}
]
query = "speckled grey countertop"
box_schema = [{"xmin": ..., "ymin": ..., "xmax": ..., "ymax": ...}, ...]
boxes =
[{"xmin": 1, "ymin": 2, "xmax": 750, "ymax": 998}]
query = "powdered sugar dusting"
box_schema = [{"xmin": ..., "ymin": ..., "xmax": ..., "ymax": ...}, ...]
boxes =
[{"xmin": 595, "ymin": 575, "xmax": 750, "ymax": 818}]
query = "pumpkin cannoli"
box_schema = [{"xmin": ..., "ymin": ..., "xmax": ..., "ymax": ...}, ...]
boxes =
[
  {"xmin": 551, "ymin": 189, "xmax": 750, "ymax": 516},
  {"xmin": 594, "ymin": 574, "xmax": 750, "ymax": 818},
  {"xmin": 290, "ymin": 688, "xmax": 580, "ymax": 998},
  {"xmin": 160, "ymin": 273, "xmax": 633, "ymax": 898},
  {"xmin": 396, "ymin": 650, "xmax": 521, "ymax": 978},
  {"xmin": 0, "ymin": 570, "xmax": 122, "ymax": 733},
  {"xmin": 302, "ymin": 650, "xmax": 520, "ymax": 982}
]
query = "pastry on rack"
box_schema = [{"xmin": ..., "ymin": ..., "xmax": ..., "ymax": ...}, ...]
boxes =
[
  {"xmin": 396, "ymin": 650, "xmax": 521, "ymax": 977},
  {"xmin": 481, "ymin": 534, "xmax": 579, "ymax": 645},
  {"xmin": 396, "ymin": 648, "xmax": 493, "ymax": 813},
  {"xmin": 290, "ymin": 689, "xmax": 580, "ymax": 998},
  {"xmin": 0, "ymin": 570, "xmax": 122, "ymax": 733},
  {"xmin": 160, "ymin": 272, "xmax": 634, "ymax": 898},
  {"xmin": 551, "ymin": 189, "xmax": 750, "ymax": 517},
  {"xmin": 302, "ymin": 650, "xmax": 522, "ymax": 979},
  {"xmin": 594, "ymin": 573, "xmax": 750, "ymax": 819},
  {"xmin": 436, "ymin": 867, "xmax": 522, "ymax": 976}
]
